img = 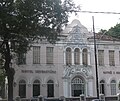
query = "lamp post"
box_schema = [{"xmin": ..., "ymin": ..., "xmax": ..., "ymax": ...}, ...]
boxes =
[{"xmin": 92, "ymin": 16, "xmax": 99, "ymax": 99}]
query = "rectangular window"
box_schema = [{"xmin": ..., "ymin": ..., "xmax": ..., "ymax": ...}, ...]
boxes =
[
  {"xmin": 98, "ymin": 50, "xmax": 104, "ymax": 66},
  {"xmin": 17, "ymin": 53, "xmax": 26, "ymax": 65},
  {"xmin": 109, "ymin": 50, "xmax": 115, "ymax": 66},
  {"xmin": 46, "ymin": 47, "xmax": 53, "ymax": 64},
  {"xmin": 33, "ymin": 46, "xmax": 40, "ymax": 64}
]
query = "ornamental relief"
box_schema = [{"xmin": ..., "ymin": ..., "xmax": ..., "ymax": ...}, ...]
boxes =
[
  {"xmin": 63, "ymin": 65, "xmax": 92, "ymax": 78},
  {"xmin": 65, "ymin": 25, "xmax": 87, "ymax": 44}
]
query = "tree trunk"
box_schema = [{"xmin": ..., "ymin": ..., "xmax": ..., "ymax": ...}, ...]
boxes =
[
  {"xmin": 4, "ymin": 41, "xmax": 15, "ymax": 101},
  {"xmin": 7, "ymin": 71, "xmax": 14, "ymax": 101}
]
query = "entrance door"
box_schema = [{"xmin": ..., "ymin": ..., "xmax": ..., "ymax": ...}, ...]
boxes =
[
  {"xmin": 71, "ymin": 77, "xmax": 85, "ymax": 97},
  {"xmin": 74, "ymin": 89, "xmax": 82, "ymax": 96}
]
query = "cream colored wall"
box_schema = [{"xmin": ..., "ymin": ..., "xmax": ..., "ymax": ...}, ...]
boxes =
[
  {"xmin": 13, "ymin": 20, "xmax": 120, "ymax": 99},
  {"xmin": 13, "ymin": 42, "xmax": 65, "ymax": 99}
]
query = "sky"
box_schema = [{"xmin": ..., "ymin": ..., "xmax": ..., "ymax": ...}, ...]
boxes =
[{"xmin": 68, "ymin": 0, "xmax": 120, "ymax": 32}]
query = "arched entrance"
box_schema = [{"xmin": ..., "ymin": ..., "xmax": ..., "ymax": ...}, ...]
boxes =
[{"xmin": 71, "ymin": 76, "xmax": 85, "ymax": 97}]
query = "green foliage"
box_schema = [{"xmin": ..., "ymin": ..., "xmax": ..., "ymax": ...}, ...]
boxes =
[
  {"xmin": 0, "ymin": 0, "xmax": 80, "ymax": 53},
  {"xmin": 98, "ymin": 29, "xmax": 107, "ymax": 34},
  {"xmin": 98, "ymin": 23, "xmax": 120, "ymax": 39},
  {"xmin": 107, "ymin": 23, "xmax": 120, "ymax": 38},
  {"xmin": 0, "ymin": 0, "xmax": 79, "ymax": 100}
]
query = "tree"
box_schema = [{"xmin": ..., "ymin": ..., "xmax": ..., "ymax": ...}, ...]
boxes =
[
  {"xmin": 0, "ymin": 51, "xmax": 6, "ymax": 99},
  {"xmin": 0, "ymin": 69, "xmax": 5, "ymax": 99},
  {"xmin": 107, "ymin": 23, "xmax": 120, "ymax": 38},
  {"xmin": 0, "ymin": 0, "xmax": 80, "ymax": 101},
  {"xmin": 98, "ymin": 23, "xmax": 120, "ymax": 39},
  {"xmin": 98, "ymin": 29, "xmax": 107, "ymax": 34}
]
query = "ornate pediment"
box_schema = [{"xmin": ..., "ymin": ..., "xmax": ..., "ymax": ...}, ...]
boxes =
[{"xmin": 67, "ymin": 25, "xmax": 84, "ymax": 43}]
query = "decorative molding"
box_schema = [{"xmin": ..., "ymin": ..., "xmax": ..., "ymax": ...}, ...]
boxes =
[
  {"xmin": 63, "ymin": 65, "xmax": 92, "ymax": 78},
  {"xmin": 55, "ymin": 83, "xmax": 59, "ymax": 87},
  {"xmin": 42, "ymin": 83, "xmax": 46, "ymax": 87},
  {"xmin": 64, "ymin": 25, "xmax": 87, "ymax": 47},
  {"xmin": 28, "ymin": 83, "xmax": 31, "ymax": 87}
]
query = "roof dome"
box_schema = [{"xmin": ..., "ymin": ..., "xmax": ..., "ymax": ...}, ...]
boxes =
[{"xmin": 70, "ymin": 19, "xmax": 82, "ymax": 26}]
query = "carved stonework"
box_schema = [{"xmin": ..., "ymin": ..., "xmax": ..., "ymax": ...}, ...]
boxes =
[
  {"xmin": 67, "ymin": 26, "xmax": 84, "ymax": 43},
  {"xmin": 63, "ymin": 65, "xmax": 92, "ymax": 78}
]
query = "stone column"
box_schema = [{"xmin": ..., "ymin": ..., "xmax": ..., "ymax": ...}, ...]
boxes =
[
  {"xmin": 80, "ymin": 51, "xmax": 82, "ymax": 65},
  {"xmin": 87, "ymin": 80, "xmax": 93, "ymax": 96},
  {"xmin": 63, "ymin": 79, "xmax": 69, "ymax": 97},
  {"xmin": 88, "ymin": 51, "xmax": 91, "ymax": 65},
  {"xmin": 69, "ymin": 80, "xmax": 71, "ymax": 97},
  {"xmin": 63, "ymin": 51, "xmax": 66, "ymax": 65}
]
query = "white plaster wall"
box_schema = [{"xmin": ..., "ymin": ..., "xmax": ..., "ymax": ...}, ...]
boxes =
[{"xmin": 13, "ymin": 20, "xmax": 120, "ymax": 99}]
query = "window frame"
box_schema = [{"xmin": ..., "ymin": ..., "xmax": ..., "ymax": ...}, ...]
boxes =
[
  {"xmin": 33, "ymin": 46, "xmax": 41, "ymax": 64},
  {"xmin": 110, "ymin": 80, "xmax": 116, "ymax": 95},
  {"xmin": 109, "ymin": 50, "xmax": 115, "ymax": 66},
  {"xmin": 98, "ymin": 50, "xmax": 104, "ymax": 66},
  {"xmin": 19, "ymin": 80, "xmax": 26, "ymax": 98},
  {"xmin": 74, "ymin": 48, "xmax": 80, "ymax": 65},
  {"xmin": 17, "ymin": 53, "xmax": 26, "ymax": 65},
  {"xmin": 66, "ymin": 48, "xmax": 72, "ymax": 65},
  {"xmin": 82, "ymin": 49, "xmax": 88, "ymax": 66},
  {"xmin": 47, "ymin": 80, "xmax": 54, "ymax": 97},
  {"xmin": 99, "ymin": 80, "xmax": 105, "ymax": 95},
  {"xmin": 33, "ymin": 80, "xmax": 40, "ymax": 97},
  {"xmin": 46, "ymin": 47, "xmax": 54, "ymax": 64}
]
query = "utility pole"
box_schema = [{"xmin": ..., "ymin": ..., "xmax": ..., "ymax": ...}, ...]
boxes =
[{"xmin": 92, "ymin": 16, "xmax": 99, "ymax": 99}]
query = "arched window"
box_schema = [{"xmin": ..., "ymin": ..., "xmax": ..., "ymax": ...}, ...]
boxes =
[
  {"xmin": 71, "ymin": 77, "xmax": 85, "ymax": 97},
  {"xmin": 100, "ymin": 80, "xmax": 105, "ymax": 95},
  {"xmin": 74, "ymin": 48, "xmax": 80, "ymax": 65},
  {"xmin": 82, "ymin": 49, "xmax": 88, "ymax": 65},
  {"xmin": 66, "ymin": 48, "xmax": 72, "ymax": 65},
  {"xmin": 47, "ymin": 80, "xmax": 54, "ymax": 97},
  {"xmin": 19, "ymin": 80, "xmax": 26, "ymax": 98},
  {"xmin": 110, "ymin": 80, "xmax": 116, "ymax": 95},
  {"xmin": 33, "ymin": 80, "xmax": 40, "ymax": 97}
]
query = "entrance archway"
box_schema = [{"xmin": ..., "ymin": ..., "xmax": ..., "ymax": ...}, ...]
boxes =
[{"xmin": 71, "ymin": 76, "xmax": 85, "ymax": 97}]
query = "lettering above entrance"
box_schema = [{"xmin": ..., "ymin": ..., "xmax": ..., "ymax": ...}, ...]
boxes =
[{"xmin": 63, "ymin": 65, "xmax": 92, "ymax": 78}]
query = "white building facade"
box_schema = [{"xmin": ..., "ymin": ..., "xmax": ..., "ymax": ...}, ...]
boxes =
[{"xmin": 13, "ymin": 19, "xmax": 120, "ymax": 99}]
